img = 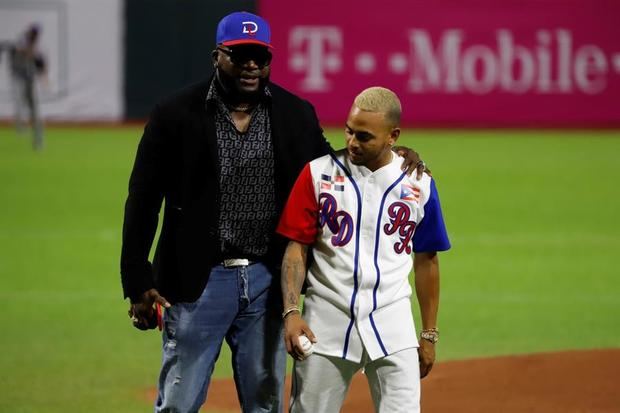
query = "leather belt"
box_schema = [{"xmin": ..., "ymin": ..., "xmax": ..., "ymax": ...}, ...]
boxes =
[{"xmin": 222, "ymin": 258, "xmax": 252, "ymax": 268}]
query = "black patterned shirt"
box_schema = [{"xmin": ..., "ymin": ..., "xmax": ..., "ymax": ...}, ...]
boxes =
[{"xmin": 207, "ymin": 81, "xmax": 277, "ymax": 259}]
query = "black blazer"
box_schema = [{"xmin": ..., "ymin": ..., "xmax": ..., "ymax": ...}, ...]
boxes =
[{"xmin": 120, "ymin": 79, "xmax": 330, "ymax": 303}]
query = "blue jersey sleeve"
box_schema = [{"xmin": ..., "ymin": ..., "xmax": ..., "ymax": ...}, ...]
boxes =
[{"xmin": 412, "ymin": 179, "xmax": 451, "ymax": 253}]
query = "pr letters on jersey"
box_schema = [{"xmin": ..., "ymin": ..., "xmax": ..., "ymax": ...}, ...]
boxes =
[{"xmin": 383, "ymin": 202, "xmax": 416, "ymax": 254}]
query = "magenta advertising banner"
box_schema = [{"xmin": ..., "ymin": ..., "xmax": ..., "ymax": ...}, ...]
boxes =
[{"xmin": 259, "ymin": 0, "xmax": 620, "ymax": 127}]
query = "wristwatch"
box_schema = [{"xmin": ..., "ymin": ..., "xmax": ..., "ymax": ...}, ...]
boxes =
[{"xmin": 420, "ymin": 329, "xmax": 439, "ymax": 344}]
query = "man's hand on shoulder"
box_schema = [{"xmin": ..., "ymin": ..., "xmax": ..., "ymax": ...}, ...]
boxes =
[{"xmin": 393, "ymin": 146, "xmax": 431, "ymax": 180}]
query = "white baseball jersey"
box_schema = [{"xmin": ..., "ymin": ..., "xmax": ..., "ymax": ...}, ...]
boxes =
[{"xmin": 277, "ymin": 151, "xmax": 450, "ymax": 362}]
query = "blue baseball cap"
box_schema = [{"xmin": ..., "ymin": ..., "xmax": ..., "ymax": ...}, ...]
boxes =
[{"xmin": 216, "ymin": 11, "xmax": 272, "ymax": 48}]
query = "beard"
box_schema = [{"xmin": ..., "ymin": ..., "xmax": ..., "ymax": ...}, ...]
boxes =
[
  {"xmin": 348, "ymin": 153, "xmax": 366, "ymax": 165},
  {"xmin": 215, "ymin": 68, "xmax": 270, "ymax": 104}
]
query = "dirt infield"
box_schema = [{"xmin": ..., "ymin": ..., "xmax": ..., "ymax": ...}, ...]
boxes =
[{"xmin": 146, "ymin": 349, "xmax": 620, "ymax": 412}]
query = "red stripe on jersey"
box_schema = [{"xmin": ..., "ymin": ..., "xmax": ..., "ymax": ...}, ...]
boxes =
[{"xmin": 276, "ymin": 163, "xmax": 319, "ymax": 245}]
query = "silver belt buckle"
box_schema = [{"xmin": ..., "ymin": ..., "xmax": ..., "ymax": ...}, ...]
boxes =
[{"xmin": 223, "ymin": 258, "xmax": 250, "ymax": 268}]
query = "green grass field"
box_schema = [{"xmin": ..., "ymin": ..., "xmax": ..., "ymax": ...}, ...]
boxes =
[{"xmin": 1, "ymin": 126, "xmax": 619, "ymax": 412}]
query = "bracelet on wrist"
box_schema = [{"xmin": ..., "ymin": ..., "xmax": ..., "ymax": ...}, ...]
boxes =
[
  {"xmin": 420, "ymin": 327, "xmax": 439, "ymax": 344},
  {"xmin": 421, "ymin": 327, "xmax": 439, "ymax": 333},
  {"xmin": 282, "ymin": 306, "xmax": 300, "ymax": 319}
]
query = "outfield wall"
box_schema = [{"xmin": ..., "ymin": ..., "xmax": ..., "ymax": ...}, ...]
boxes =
[
  {"xmin": 0, "ymin": 0, "xmax": 619, "ymax": 126},
  {"xmin": 0, "ymin": 0, "xmax": 123, "ymax": 121},
  {"xmin": 260, "ymin": 0, "xmax": 620, "ymax": 127}
]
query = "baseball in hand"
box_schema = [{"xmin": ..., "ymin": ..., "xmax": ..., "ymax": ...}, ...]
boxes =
[{"xmin": 298, "ymin": 335, "xmax": 314, "ymax": 358}]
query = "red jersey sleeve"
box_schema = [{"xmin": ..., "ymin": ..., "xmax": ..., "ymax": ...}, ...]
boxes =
[{"xmin": 276, "ymin": 163, "xmax": 319, "ymax": 245}]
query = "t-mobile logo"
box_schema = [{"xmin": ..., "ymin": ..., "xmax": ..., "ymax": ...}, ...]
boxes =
[{"xmin": 288, "ymin": 26, "xmax": 342, "ymax": 92}]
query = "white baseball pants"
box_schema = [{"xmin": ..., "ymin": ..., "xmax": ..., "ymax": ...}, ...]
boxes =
[{"xmin": 289, "ymin": 347, "xmax": 420, "ymax": 413}]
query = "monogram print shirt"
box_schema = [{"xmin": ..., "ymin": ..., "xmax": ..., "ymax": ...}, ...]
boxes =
[
  {"xmin": 207, "ymin": 81, "xmax": 277, "ymax": 259},
  {"xmin": 277, "ymin": 151, "xmax": 450, "ymax": 362}
]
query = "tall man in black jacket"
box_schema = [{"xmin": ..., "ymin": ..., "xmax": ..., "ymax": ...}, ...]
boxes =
[{"xmin": 121, "ymin": 11, "xmax": 424, "ymax": 413}]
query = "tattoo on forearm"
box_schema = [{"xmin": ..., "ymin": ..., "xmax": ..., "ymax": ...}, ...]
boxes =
[
  {"xmin": 282, "ymin": 262, "xmax": 306, "ymax": 307},
  {"xmin": 291, "ymin": 260, "xmax": 305, "ymax": 293},
  {"xmin": 286, "ymin": 292, "xmax": 297, "ymax": 307}
]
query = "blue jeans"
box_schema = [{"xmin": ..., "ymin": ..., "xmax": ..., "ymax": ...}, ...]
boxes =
[{"xmin": 155, "ymin": 263, "xmax": 286, "ymax": 413}]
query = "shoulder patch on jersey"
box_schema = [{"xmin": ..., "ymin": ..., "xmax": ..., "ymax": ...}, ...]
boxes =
[
  {"xmin": 400, "ymin": 183, "xmax": 420, "ymax": 202},
  {"xmin": 320, "ymin": 173, "xmax": 345, "ymax": 192}
]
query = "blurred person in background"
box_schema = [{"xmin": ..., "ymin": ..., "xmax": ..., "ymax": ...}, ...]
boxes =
[
  {"xmin": 9, "ymin": 23, "xmax": 47, "ymax": 151},
  {"xmin": 121, "ymin": 11, "xmax": 426, "ymax": 413}
]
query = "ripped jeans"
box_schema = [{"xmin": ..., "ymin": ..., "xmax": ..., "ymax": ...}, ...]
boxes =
[{"xmin": 155, "ymin": 263, "xmax": 286, "ymax": 413}]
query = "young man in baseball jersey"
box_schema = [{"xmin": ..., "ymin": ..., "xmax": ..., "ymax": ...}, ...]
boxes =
[{"xmin": 277, "ymin": 87, "xmax": 450, "ymax": 412}]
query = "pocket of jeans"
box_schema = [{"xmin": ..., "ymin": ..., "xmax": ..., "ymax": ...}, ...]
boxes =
[
  {"xmin": 163, "ymin": 306, "xmax": 178, "ymax": 341},
  {"xmin": 165, "ymin": 301, "xmax": 198, "ymax": 343}
]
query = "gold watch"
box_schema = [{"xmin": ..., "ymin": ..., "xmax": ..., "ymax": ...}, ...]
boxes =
[{"xmin": 420, "ymin": 328, "xmax": 439, "ymax": 344}]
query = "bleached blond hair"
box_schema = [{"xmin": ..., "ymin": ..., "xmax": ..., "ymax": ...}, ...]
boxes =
[{"xmin": 353, "ymin": 86, "xmax": 401, "ymax": 128}]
